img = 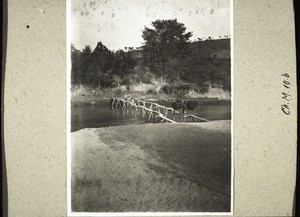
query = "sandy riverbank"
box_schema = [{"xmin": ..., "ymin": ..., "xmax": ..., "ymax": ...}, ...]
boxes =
[{"xmin": 71, "ymin": 120, "xmax": 231, "ymax": 212}]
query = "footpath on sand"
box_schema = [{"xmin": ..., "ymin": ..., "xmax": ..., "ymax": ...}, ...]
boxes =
[{"xmin": 71, "ymin": 120, "xmax": 231, "ymax": 212}]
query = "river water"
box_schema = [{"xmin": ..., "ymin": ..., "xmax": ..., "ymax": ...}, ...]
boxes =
[{"xmin": 71, "ymin": 102, "xmax": 231, "ymax": 132}]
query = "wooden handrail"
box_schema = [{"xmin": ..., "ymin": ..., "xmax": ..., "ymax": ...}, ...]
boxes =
[{"xmin": 111, "ymin": 98, "xmax": 209, "ymax": 123}]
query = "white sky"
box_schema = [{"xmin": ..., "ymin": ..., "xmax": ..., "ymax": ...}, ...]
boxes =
[{"xmin": 71, "ymin": 0, "xmax": 230, "ymax": 51}]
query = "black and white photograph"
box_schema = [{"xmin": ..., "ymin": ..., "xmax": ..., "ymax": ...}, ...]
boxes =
[{"xmin": 68, "ymin": 0, "xmax": 232, "ymax": 215}]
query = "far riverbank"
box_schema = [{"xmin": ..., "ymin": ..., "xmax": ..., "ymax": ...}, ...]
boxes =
[{"xmin": 71, "ymin": 94, "xmax": 231, "ymax": 106}]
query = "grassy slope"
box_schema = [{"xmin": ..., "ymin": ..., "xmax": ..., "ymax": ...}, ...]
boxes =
[
  {"xmin": 71, "ymin": 120, "xmax": 231, "ymax": 212},
  {"xmin": 186, "ymin": 39, "xmax": 231, "ymax": 85},
  {"xmin": 71, "ymin": 39, "xmax": 231, "ymax": 104}
]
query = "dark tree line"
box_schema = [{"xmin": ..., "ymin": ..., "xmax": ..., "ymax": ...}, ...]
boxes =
[
  {"xmin": 71, "ymin": 19, "xmax": 231, "ymax": 92},
  {"xmin": 71, "ymin": 41, "xmax": 137, "ymax": 88}
]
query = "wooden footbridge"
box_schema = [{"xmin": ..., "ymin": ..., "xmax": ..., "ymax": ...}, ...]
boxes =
[{"xmin": 110, "ymin": 98, "xmax": 209, "ymax": 123}]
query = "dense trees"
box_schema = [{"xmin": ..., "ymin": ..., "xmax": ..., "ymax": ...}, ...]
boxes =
[
  {"xmin": 71, "ymin": 45, "xmax": 91, "ymax": 85},
  {"xmin": 71, "ymin": 19, "xmax": 231, "ymax": 94},
  {"xmin": 71, "ymin": 42, "xmax": 136, "ymax": 88},
  {"xmin": 142, "ymin": 19, "xmax": 192, "ymax": 80}
]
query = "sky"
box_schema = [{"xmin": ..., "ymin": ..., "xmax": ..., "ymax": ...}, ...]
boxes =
[{"xmin": 70, "ymin": 0, "xmax": 230, "ymax": 51}]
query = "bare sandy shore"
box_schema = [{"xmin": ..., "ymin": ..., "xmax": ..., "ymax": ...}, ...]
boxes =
[{"xmin": 71, "ymin": 120, "xmax": 231, "ymax": 212}]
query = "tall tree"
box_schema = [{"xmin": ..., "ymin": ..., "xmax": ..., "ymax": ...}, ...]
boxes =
[
  {"xmin": 88, "ymin": 42, "xmax": 114, "ymax": 87},
  {"xmin": 78, "ymin": 45, "xmax": 92, "ymax": 84},
  {"xmin": 142, "ymin": 19, "xmax": 192, "ymax": 80},
  {"xmin": 71, "ymin": 44, "xmax": 81, "ymax": 84}
]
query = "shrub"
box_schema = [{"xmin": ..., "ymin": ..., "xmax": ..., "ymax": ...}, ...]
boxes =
[
  {"xmin": 161, "ymin": 82, "xmax": 192, "ymax": 97},
  {"xmin": 111, "ymin": 75, "xmax": 122, "ymax": 88},
  {"xmin": 146, "ymin": 89, "xmax": 157, "ymax": 95},
  {"xmin": 113, "ymin": 85, "xmax": 127, "ymax": 96},
  {"xmin": 161, "ymin": 85, "xmax": 173, "ymax": 94},
  {"xmin": 196, "ymin": 82, "xmax": 210, "ymax": 93}
]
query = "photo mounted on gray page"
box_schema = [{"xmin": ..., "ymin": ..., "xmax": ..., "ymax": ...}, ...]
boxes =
[{"xmin": 68, "ymin": 0, "xmax": 232, "ymax": 215}]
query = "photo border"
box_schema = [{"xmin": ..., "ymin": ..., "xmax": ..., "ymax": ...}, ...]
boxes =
[{"xmin": 66, "ymin": 0, "xmax": 234, "ymax": 215}]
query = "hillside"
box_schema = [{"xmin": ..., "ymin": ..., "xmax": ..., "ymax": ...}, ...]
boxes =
[
  {"xmin": 128, "ymin": 39, "xmax": 231, "ymax": 60},
  {"xmin": 184, "ymin": 39, "xmax": 231, "ymax": 89},
  {"xmin": 189, "ymin": 39, "xmax": 231, "ymax": 58},
  {"xmin": 126, "ymin": 39, "xmax": 231, "ymax": 89},
  {"xmin": 71, "ymin": 37, "xmax": 231, "ymax": 99}
]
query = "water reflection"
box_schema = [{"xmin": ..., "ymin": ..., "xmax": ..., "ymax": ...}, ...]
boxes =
[{"xmin": 71, "ymin": 103, "xmax": 231, "ymax": 132}]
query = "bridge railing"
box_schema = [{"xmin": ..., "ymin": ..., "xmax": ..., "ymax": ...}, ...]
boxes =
[{"xmin": 110, "ymin": 98, "xmax": 208, "ymax": 123}]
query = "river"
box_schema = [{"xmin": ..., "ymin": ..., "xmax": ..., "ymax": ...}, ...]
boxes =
[{"xmin": 71, "ymin": 101, "xmax": 231, "ymax": 132}]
